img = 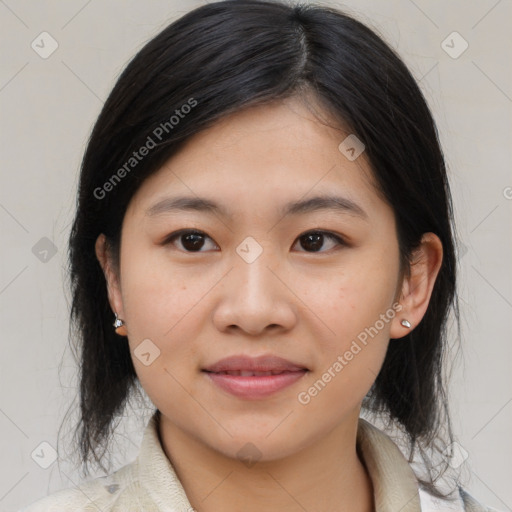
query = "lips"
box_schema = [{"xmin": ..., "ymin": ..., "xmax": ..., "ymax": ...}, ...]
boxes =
[
  {"xmin": 202, "ymin": 354, "xmax": 308, "ymax": 374},
  {"xmin": 202, "ymin": 354, "xmax": 308, "ymax": 399},
  {"xmin": 213, "ymin": 370, "xmax": 292, "ymax": 376}
]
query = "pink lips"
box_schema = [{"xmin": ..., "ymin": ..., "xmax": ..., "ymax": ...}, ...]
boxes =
[{"xmin": 202, "ymin": 355, "xmax": 308, "ymax": 399}]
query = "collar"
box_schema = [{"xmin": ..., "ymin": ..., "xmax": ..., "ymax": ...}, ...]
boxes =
[
  {"xmin": 136, "ymin": 410, "xmax": 456, "ymax": 512},
  {"xmin": 356, "ymin": 418, "xmax": 421, "ymax": 511}
]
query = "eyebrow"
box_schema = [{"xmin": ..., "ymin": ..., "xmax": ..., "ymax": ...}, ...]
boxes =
[{"xmin": 145, "ymin": 194, "xmax": 368, "ymax": 221}]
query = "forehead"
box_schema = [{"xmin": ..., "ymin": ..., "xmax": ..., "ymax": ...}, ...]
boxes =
[{"xmin": 125, "ymin": 97, "xmax": 385, "ymax": 222}]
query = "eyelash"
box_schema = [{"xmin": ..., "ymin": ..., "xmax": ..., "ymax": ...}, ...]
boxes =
[{"xmin": 162, "ymin": 229, "xmax": 347, "ymax": 254}]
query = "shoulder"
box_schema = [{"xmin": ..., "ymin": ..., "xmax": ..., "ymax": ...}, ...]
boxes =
[
  {"xmin": 18, "ymin": 410, "xmax": 191, "ymax": 512},
  {"xmin": 459, "ymin": 488, "xmax": 503, "ymax": 512},
  {"xmin": 357, "ymin": 418, "xmax": 499, "ymax": 512},
  {"xmin": 419, "ymin": 486, "xmax": 502, "ymax": 511},
  {"xmin": 17, "ymin": 461, "xmax": 150, "ymax": 512},
  {"xmin": 18, "ymin": 478, "xmax": 116, "ymax": 512},
  {"xmin": 418, "ymin": 479, "xmax": 501, "ymax": 512}
]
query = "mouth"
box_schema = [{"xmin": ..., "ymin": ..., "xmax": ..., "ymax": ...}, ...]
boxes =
[
  {"xmin": 202, "ymin": 354, "xmax": 309, "ymax": 373},
  {"xmin": 202, "ymin": 354, "xmax": 309, "ymax": 399},
  {"xmin": 206, "ymin": 370, "xmax": 301, "ymax": 376}
]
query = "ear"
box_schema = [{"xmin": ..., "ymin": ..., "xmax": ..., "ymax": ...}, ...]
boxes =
[
  {"xmin": 390, "ymin": 232, "xmax": 443, "ymax": 339},
  {"xmin": 95, "ymin": 233, "xmax": 125, "ymax": 319}
]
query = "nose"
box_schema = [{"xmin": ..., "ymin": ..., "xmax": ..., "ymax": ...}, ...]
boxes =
[{"xmin": 211, "ymin": 243, "xmax": 297, "ymax": 336}]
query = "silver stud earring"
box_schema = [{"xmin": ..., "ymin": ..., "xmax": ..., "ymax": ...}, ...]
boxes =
[
  {"xmin": 113, "ymin": 313, "xmax": 124, "ymax": 329},
  {"xmin": 113, "ymin": 312, "xmax": 127, "ymax": 336},
  {"xmin": 401, "ymin": 319, "xmax": 411, "ymax": 328}
]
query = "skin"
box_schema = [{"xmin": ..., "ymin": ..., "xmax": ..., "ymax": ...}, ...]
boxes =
[{"xmin": 96, "ymin": 96, "xmax": 443, "ymax": 512}]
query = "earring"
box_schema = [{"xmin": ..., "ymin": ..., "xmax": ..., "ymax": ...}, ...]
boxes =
[
  {"xmin": 113, "ymin": 312, "xmax": 127, "ymax": 336},
  {"xmin": 401, "ymin": 319, "xmax": 412, "ymax": 328}
]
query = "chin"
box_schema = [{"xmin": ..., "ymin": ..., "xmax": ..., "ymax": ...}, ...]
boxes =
[{"xmin": 204, "ymin": 423, "xmax": 310, "ymax": 463}]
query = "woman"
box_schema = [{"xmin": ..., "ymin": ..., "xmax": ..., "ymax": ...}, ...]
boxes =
[{"xmin": 19, "ymin": 0, "xmax": 497, "ymax": 510}]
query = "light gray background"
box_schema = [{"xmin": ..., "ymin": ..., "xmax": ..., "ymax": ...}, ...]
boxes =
[{"xmin": 1, "ymin": 1, "xmax": 511, "ymax": 511}]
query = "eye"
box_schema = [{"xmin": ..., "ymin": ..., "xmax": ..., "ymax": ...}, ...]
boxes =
[
  {"xmin": 293, "ymin": 230, "xmax": 346, "ymax": 253},
  {"xmin": 163, "ymin": 229, "xmax": 218, "ymax": 253},
  {"xmin": 162, "ymin": 229, "xmax": 347, "ymax": 253}
]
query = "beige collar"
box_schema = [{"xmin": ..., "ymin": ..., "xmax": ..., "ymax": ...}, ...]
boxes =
[
  {"xmin": 137, "ymin": 411, "xmax": 423, "ymax": 511},
  {"xmin": 357, "ymin": 418, "xmax": 421, "ymax": 511}
]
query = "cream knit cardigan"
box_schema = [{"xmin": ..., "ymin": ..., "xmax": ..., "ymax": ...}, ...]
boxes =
[{"xmin": 19, "ymin": 411, "xmax": 497, "ymax": 512}]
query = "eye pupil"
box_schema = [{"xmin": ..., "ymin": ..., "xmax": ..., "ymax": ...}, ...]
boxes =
[
  {"xmin": 301, "ymin": 233, "xmax": 324, "ymax": 252},
  {"xmin": 182, "ymin": 232, "xmax": 204, "ymax": 251}
]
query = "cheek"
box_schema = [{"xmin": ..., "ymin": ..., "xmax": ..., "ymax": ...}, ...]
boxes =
[
  {"xmin": 119, "ymin": 259, "xmax": 207, "ymax": 415},
  {"xmin": 119, "ymin": 247, "xmax": 209, "ymax": 379},
  {"xmin": 121, "ymin": 240, "xmax": 196, "ymax": 332},
  {"xmin": 299, "ymin": 252, "xmax": 398, "ymax": 409},
  {"xmin": 297, "ymin": 273, "xmax": 395, "ymax": 417},
  {"xmin": 316, "ymin": 258, "xmax": 398, "ymax": 349}
]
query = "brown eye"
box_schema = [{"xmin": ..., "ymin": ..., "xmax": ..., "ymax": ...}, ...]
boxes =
[
  {"xmin": 294, "ymin": 231, "xmax": 346, "ymax": 253},
  {"xmin": 163, "ymin": 229, "xmax": 346, "ymax": 254},
  {"xmin": 164, "ymin": 230, "xmax": 218, "ymax": 252}
]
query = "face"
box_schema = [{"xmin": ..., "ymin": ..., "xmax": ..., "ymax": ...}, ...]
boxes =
[{"xmin": 99, "ymin": 96, "xmax": 412, "ymax": 462}]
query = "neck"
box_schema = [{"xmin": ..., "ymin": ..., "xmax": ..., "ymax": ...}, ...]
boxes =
[{"xmin": 159, "ymin": 413, "xmax": 375, "ymax": 512}]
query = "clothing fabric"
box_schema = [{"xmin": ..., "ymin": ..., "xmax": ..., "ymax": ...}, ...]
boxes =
[{"xmin": 19, "ymin": 410, "xmax": 496, "ymax": 512}]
